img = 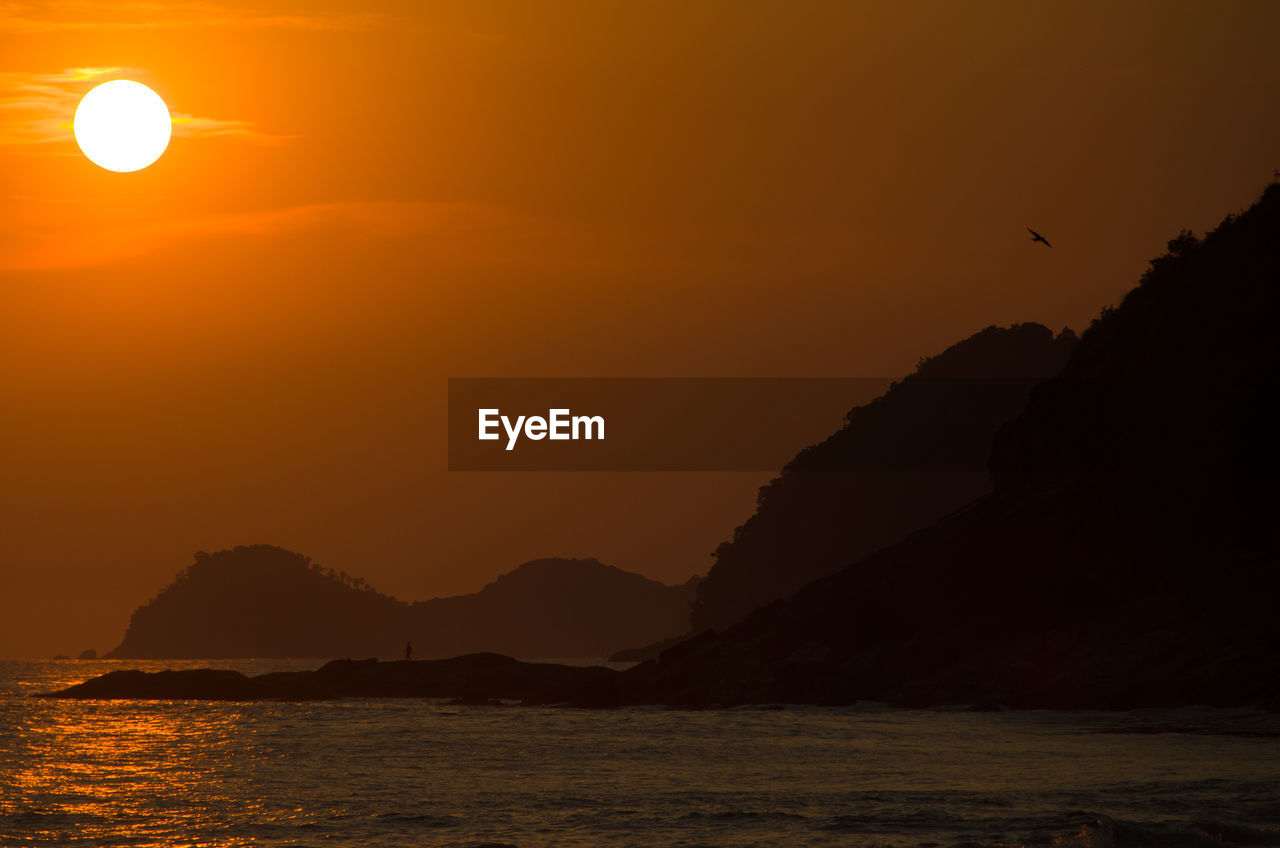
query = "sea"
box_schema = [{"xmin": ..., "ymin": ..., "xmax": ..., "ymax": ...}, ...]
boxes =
[{"xmin": 1, "ymin": 659, "xmax": 1278, "ymax": 848}]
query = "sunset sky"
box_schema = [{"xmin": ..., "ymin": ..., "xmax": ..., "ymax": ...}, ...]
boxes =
[{"xmin": 3, "ymin": 1, "xmax": 1279, "ymax": 658}]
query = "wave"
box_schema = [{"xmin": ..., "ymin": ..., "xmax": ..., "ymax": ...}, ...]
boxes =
[{"xmin": 1042, "ymin": 814, "xmax": 1280, "ymax": 848}]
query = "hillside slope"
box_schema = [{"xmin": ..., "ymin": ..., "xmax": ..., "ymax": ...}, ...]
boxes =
[
  {"xmin": 633, "ymin": 183, "xmax": 1280, "ymax": 708},
  {"xmin": 410, "ymin": 559, "xmax": 699, "ymax": 659},
  {"xmin": 690, "ymin": 323, "xmax": 1076, "ymax": 633}
]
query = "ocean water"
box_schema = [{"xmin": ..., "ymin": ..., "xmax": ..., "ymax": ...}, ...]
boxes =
[{"xmin": 1, "ymin": 660, "xmax": 1278, "ymax": 848}]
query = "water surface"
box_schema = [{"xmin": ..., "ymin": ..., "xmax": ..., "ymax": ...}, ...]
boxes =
[{"xmin": 2, "ymin": 659, "xmax": 1278, "ymax": 847}]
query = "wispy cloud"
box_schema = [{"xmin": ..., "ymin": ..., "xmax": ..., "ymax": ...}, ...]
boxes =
[
  {"xmin": 170, "ymin": 113, "xmax": 290, "ymax": 144},
  {"xmin": 0, "ymin": 201, "xmax": 607, "ymax": 272},
  {"xmin": 0, "ymin": 67, "xmax": 117, "ymax": 145},
  {"xmin": 0, "ymin": 67, "xmax": 286, "ymax": 146},
  {"xmin": 0, "ymin": 1, "xmax": 373, "ymax": 33}
]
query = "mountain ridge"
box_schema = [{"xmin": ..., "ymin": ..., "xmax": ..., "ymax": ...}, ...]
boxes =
[
  {"xmin": 89, "ymin": 182, "xmax": 1280, "ymax": 709},
  {"xmin": 625, "ymin": 181, "xmax": 1280, "ymax": 708},
  {"xmin": 107, "ymin": 545, "xmax": 698, "ymax": 660}
]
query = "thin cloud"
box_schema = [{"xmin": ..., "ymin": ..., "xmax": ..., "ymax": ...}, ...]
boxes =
[
  {"xmin": 0, "ymin": 67, "xmax": 287, "ymax": 146},
  {"xmin": 170, "ymin": 113, "xmax": 292, "ymax": 144},
  {"xmin": 0, "ymin": 1, "xmax": 373, "ymax": 32},
  {"xmin": 0, "ymin": 201, "xmax": 609, "ymax": 272},
  {"xmin": 0, "ymin": 67, "xmax": 119, "ymax": 145}
]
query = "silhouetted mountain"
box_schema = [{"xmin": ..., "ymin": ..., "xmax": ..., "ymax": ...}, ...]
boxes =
[
  {"xmin": 409, "ymin": 560, "xmax": 700, "ymax": 659},
  {"xmin": 107, "ymin": 547, "xmax": 405, "ymax": 659},
  {"xmin": 107, "ymin": 545, "xmax": 696, "ymax": 660},
  {"xmin": 627, "ymin": 182, "xmax": 1280, "ymax": 708},
  {"xmin": 71, "ymin": 186, "xmax": 1280, "ymax": 709},
  {"xmin": 689, "ymin": 323, "xmax": 1076, "ymax": 634}
]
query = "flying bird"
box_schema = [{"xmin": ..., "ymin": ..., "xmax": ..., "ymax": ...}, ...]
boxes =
[{"xmin": 1027, "ymin": 227, "xmax": 1052, "ymax": 248}]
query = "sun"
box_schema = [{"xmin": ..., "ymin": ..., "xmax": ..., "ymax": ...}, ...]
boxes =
[{"xmin": 73, "ymin": 80, "xmax": 172, "ymax": 172}]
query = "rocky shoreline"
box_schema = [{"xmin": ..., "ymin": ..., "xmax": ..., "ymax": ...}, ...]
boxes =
[{"xmin": 33, "ymin": 649, "xmax": 1280, "ymax": 711}]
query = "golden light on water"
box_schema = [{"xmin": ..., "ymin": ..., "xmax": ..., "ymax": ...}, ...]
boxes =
[{"xmin": 8, "ymin": 712, "xmax": 239, "ymax": 844}]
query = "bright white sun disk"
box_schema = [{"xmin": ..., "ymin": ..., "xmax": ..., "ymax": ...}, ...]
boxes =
[{"xmin": 74, "ymin": 80, "xmax": 171, "ymax": 172}]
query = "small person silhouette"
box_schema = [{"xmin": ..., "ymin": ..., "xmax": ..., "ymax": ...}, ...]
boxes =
[{"xmin": 404, "ymin": 641, "xmax": 413, "ymax": 661}]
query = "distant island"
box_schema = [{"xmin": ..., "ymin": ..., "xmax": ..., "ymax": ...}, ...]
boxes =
[
  {"xmin": 107, "ymin": 546, "xmax": 698, "ymax": 660},
  {"xmin": 54, "ymin": 181, "xmax": 1280, "ymax": 711}
]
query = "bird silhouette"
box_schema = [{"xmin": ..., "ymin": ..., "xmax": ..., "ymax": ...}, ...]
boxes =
[{"xmin": 1027, "ymin": 227, "xmax": 1052, "ymax": 248}]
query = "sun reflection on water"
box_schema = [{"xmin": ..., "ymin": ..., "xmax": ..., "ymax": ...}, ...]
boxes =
[
  {"xmin": 1, "ymin": 659, "xmax": 318, "ymax": 847},
  {"xmin": 7, "ymin": 701, "xmax": 246, "ymax": 845},
  {"xmin": 2, "ymin": 660, "xmax": 1279, "ymax": 847}
]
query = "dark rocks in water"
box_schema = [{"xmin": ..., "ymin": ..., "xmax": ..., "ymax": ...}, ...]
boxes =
[
  {"xmin": 51, "ymin": 655, "xmax": 70, "ymax": 661},
  {"xmin": 36, "ymin": 654, "xmax": 624, "ymax": 708},
  {"xmin": 77, "ymin": 649, "xmax": 97, "ymax": 660},
  {"xmin": 42, "ymin": 668, "xmax": 260, "ymax": 700}
]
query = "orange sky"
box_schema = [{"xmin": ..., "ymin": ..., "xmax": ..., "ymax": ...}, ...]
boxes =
[{"xmin": 3, "ymin": 1, "xmax": 1279, "ymax": 657}]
